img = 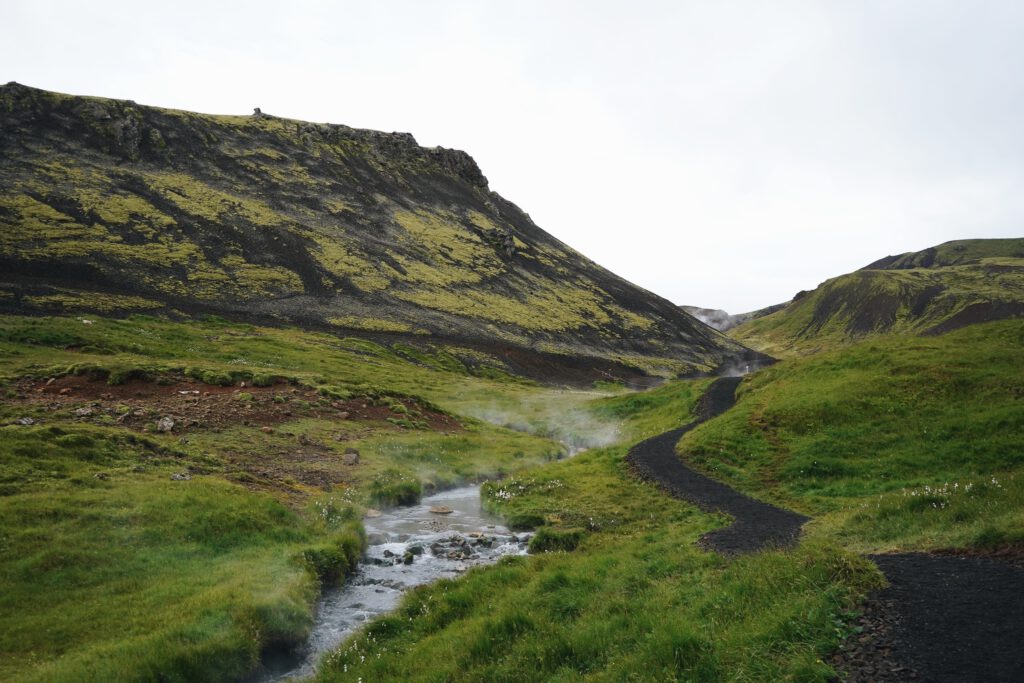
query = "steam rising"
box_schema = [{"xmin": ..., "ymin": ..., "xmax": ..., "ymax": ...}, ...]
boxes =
[{"xmin": 460, "ymin": 395, "xmax": 622, "ymax": 452}]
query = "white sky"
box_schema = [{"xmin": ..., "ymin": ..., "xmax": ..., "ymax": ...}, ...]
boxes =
[{"xmin": 4, "ymin": 1, "xmax": 1023, "ymax": 312}]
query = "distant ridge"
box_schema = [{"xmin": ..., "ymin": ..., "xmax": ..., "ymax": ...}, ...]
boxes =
[{"xmin": 729, "ymin": 238, "xmax": 1024, "ymax": 357}]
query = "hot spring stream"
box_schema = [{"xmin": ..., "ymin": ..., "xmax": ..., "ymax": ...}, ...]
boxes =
[{"xmin": 257, "ymin": 485, "xmax": 530, "ymax": 681}]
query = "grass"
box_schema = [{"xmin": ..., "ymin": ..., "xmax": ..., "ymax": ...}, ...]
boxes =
[
  {"xmin": 0, "ymin": 313, "xmax": 586, "ymax": 681},
  {"xmin": 0, "ymin": 424, "xmax": 364, "ymax": 683},
  {"xmin": 314, "ymin": 443, "xmax": 881, "ymax": 682},
  {"xmin": 4, "ymin": 311, "xmax": 1020, "ymax": 681},
  {"xmin": 731, "ymin": 249, "xmax": 1024, "ymax": 358},
  {"xmin": 681, "ymin": 319, "xmax": 1024, "ymax": 552}
]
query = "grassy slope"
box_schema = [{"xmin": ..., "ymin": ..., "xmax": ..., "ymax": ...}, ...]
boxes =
[
  {"xmin": 0, "ymin": 83, "xmax": 747, "ymax": 376},
  {"xmin": 310, "ymin": 320, "xmax": 1023, "ymax": 681},
  {"xmin": 313, "ymin": 379, "xmax": 882, "ymax": 682},
  {"xmin": 731, "ymin": 239, "xmax": 1024, "ymax": 358},
  {"xmin": 0, "ymin": 314, "xmax": 592, "ymax": 682},
  {"xmin": 681, "ymin": 320, "xmax": 1024, "ymax": 553}
]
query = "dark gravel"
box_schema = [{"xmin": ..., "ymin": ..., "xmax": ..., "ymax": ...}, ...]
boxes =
[
  {"xmin": 832, "ymin": 553, "xmax": 1024, "ymax": 682},
  {"xmin": 625, "ymin": 376, "xmax": 808, "ymax": 554}
]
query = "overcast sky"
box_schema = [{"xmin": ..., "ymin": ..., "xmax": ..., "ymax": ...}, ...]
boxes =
[{"xmin": 4, "ymin": 1, "xmax": 1023, "ymax": 312}]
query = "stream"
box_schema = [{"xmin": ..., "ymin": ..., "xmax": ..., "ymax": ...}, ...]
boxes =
[{"xmin": 257, "ymin": 485, "xmax": 530, "ymax": 681}]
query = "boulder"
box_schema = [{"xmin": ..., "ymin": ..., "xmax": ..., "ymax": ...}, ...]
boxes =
[{"xmin": 157, "ymin": 416, "xmax": 175, "ymax": 432}]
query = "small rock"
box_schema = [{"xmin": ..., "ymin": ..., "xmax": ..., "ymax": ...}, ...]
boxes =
[
  {"xmin": 59, "ymin": 387, "xmax": 72, "ymax": 395},
  {"xmin": 93, "ymin": 472, "xmax": 109, "ymax": 480},
  {"xmin": 383, "ymin": 549, "xmax": 395, "ymax": 558},
  {"xmin": 16, "ymin": 417, "xmax": 35, "ymax": 426},
  {"xmin": 408, "ymin": 545, "xmax": 424, "ymax": 556},
  {"xmin": 178, "ymin": 436, "xmax": 189, "ymax": 445},
  {"xmin": 261, "ymin": 426, "xmax": 274, "ymax": 434},
  {"xmin": 402, "ymin": 551, "xmax": 414, "ymax": 565},
  {"xmin": 74, "ymin": 407, "xmax": 94, "ymax": 417},
  {"xmin": 170, "ymin": 472, "xmax": 191, "ymax": 481},
  {"xmin": 338, "ymin": 411, "xmax": 350, "ymax": 420},
  {"xmin": 157, "ymin": 417, "xmax": 175, "ymax": 433},
  {"xmin": 341, "ymin": 447, "xmax": 360, "ymax": 465},
  {"xmin": 430, "ymin": 505, "xmax": 454, "ymax": 515},
  {"xmin": 364, "ymin": 508, "xmax": 382, "ymax": 518}
]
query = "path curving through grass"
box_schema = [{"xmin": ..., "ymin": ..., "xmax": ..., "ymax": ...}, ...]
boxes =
[
  {"xmin": 627, "ymin": 375, "xmax": 1024, "ymax": 681},
  {"xmin": 625, "ymin": 376, "xmax": 808, "ymax": 553}
]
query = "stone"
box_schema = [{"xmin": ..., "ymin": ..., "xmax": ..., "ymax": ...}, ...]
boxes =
[
  {"xmin": 364, "ymin": 508, "xmax": 382, "ymax": 518},
  {"xmin": 74, "ymin": 407, "xmax": 94, "ymax": 417},
  {"xmin": 93, "ymin": 472, "xmax": 109, "ymax": 480},
  {"xmin": 261, "ymin": 426, "xmax": 274, "ymax": 434},
  {"xmin": 157, "ymin": 417, "xmax": 175, "ymax": 432},
  {"xmin": 430, "ymin": 505, "xmax": 454, "ymax": 515},
  {"xmin": 16, "ymin": 417, "xmax": 35, "ymax": 425},
  {"xmin": 59, "ymin": 387, "xmax": 72, "ymax": 395},
  {"xmin": 341, "ymin": 447, "xmax": 360, "ymax": 465},
  {"xmin": 170, "ymin": 472, "xmax": 191, "ymax": 481}
]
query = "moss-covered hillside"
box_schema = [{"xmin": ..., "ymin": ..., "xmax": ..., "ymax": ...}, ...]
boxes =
[
  {"xmin": 731, "ymin": 238, "xmax": 1024, "ymax": 357},
  {"xmin": 0, "ymin": 83, "xmax": 755, "ymax": 379}
]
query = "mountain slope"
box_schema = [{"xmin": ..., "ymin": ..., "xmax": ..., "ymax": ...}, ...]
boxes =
[
  {"xmin": 681, "ymin": 302, "xmax": 788, "ymax": 332},
  {"xmin": 731, "ymin": 239, "xmax": 1024, "ymax": 356},
  {"xmin": 0, "ymin": 83, "xmax": 755, "ymax": 379}
]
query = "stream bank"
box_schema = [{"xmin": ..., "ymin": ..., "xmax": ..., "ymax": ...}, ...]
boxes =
[{"xmin": 256, "ymin": 486, "xmax": 529, "ymax": 681}]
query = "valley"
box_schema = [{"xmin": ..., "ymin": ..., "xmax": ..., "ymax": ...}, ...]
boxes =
[{"xmin": 1, "ymin": 85, "xmax": 1022, "ymax": 682}]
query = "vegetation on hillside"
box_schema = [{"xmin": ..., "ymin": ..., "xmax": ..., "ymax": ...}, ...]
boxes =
[
  {"xmin": 682, "ymin": 319, "xmax": 1024, "ymax": 552},
  {"xmin": 731, "ymin": 239, "xmax": 1024, "ymax": 357},
  {"xmin": 0, "ymin": 82, "xmax": 752, "ymax": 377}
]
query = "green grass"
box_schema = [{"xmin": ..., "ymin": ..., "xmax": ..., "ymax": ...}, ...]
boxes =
[
  {"xmin": 0, "ymin": 314, "xmax": 585, "ymax": 681},
  {"xmin": 314, "ymin": 444, "xmax": 881, "ymax": 682},
  {"xmin": 5, "ymin": 312, "xmax": 1020, "ymax": 681},
  {"xmin": 731, "ymin": 251, "xmax": 1024, "ymax": 358},
  {"xmin": 0, "ymin": 424, "xmax": 364, "ymax": 683},
  {"xmin": 682, "ymin": 319, "xmax": 1024, "ymax": 552}
]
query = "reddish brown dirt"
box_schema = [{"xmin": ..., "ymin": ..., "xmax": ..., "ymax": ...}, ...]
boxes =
[{"xmin": 12, "ymin": 374, "xmax": 461, "ymax": 433}]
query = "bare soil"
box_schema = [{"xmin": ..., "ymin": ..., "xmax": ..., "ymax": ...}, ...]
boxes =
[{"xmin": 11, "ymin": 374, "xmax": 461, "ymax": 433}]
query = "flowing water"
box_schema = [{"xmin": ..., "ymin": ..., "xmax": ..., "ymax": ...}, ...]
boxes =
[{"xmin": 258, "ymin": 485, "xmax": 529, "ymax": 681}]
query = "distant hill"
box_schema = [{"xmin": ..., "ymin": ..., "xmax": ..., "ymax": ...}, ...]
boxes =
[
  {"xmin": 0, "ymin": 83, "xmax": 760, "ymax": 380},
  {"xmin": 681, "ymin": 303, "xmax": 788, "ymax": 332},
  {"xmin": 730, "ymin": 239, "xmax": 1024, "ymax": 356}
]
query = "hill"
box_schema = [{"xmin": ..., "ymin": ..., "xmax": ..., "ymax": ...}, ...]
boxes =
[
  {"xmin": 0, "ymin": 83, "xmax": 756, "ymax": 380},
  {"xmin": 681, "ymin": 302, "xmax": 787, "ymax": 332},
  {"xmin": 730, "ymin": 238, "xmax": 1024, "ymax": 356}
]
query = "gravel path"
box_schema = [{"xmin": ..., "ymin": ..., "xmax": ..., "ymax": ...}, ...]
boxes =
[
  {"xmin": 627, "ymin": 376, "xmax": 1024, "ymax": 681},
  {"xmin": 625, "ymin": 376, "xmax": 808, "ymax": 553}
]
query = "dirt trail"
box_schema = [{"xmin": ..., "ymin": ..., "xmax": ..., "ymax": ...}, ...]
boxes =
[
  {"xmin": 627, "ymin": 377, "xmax": 1024, "ymax": 681},
  {"xmin": 625, "ymin": 377, "xmax": 808, "ymax": 553}
]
